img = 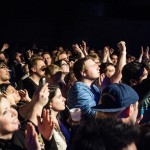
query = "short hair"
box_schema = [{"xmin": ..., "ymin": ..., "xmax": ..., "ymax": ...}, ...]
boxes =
[
  {"xmin": 88, "ymin": 53, "xmax": 100, "ymax": 61},
  {"xmin": 137, "ymin": 123, "xmax": 150, "ymax": 150},
  {"xmin": 0, "ymin": 59, "xmax": 7, "ymax": 67},
  {"xmin": 28, "ymin": 57, "xmax": 44, "ymax": 73},
  {"xmin": 73, "ymin": 57, "xmax": 91, "ymax": 81},
  {"xmin": 73, "ymin": 118, "xmax": 139, "ymax": 150},
  {"xmin": 100, "ymin": 62, "xmax": 114, "ymax": 74},
  {"xmin": 45, "ymin": 64, "xmax": 61, "ymax": 78},
  {"xmin": 0, "ymin": 83, "xmax": 11, "ymax": 93},
  {"xmin": 122, "ymin": 62, "xmax": 146, "ymax": 85},
  {"xmin": 42, "ymin": 52, "xmax": 51, "ymax": 57}
]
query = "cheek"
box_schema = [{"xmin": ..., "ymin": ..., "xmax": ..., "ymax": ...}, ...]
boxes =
[{"xmin": 52, "ymin": 101, "xmax": 65, "ymax": 111}]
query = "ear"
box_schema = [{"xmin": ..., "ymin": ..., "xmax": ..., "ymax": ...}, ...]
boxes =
[
  {"xmin": 80, "ymin": 70, "xmax": 86, "ymax": 77},
  {"xmin": 31, "ymin": 67, "xmax": 36, "ymax": 73},
  {"xmin": 129, "ymin": 79, "xmax": 138, "ymax": 86},
  {"xmin": 128, "ymin": 104, "xmax": 134, "ymax": 117}
]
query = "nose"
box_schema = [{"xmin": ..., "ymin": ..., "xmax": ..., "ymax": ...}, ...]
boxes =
[{"xmin": 63, "ymin": 97, "xmax": 66, "ymax": 102}]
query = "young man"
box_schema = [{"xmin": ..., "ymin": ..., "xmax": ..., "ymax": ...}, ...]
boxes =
[
  {"xmin": 67, "ymin": 57, "xmax": 101, "ymax": 120},
  {"xmin": 0, "ymin": 59, "xmax": 10, "ymax": 84},
  {"xmin": 17, "ymin": 57, "xmax": 46, "ymax": 98},
  {"xmin": 93, "ymin": 83, "xmax": 139, "ymax": 124}
]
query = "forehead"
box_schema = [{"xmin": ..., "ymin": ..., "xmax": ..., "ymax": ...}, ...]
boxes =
[
  {"xmin": 36, "ymin": 60, "xmax": 45, "ymax": 65},
  {"xmin": 59, "ymin": 53, "xmax": 67, "ymax": 58},
  {"xmin": 6, "ymin": 85, "xmax": 15, "ymax": 90},
  {"xmin": 0, "ymin": 62, "xmax": 7, "ymax": 67},
  {"xmin": 0, "ymin": 97, "xmax": 10, "ymax": 114},
  {"xmin": 112, "ymin": 55, "xmax": 118, "ymax": 59},
  {"xmin": 43, "ymin": 53, "xmax": 50, "ymax": 58},
  {"xmin": 84, "ymin": 59, "xmax": 95, "ymax": 66},
  {"xmin": 106, "ymin": 65, "xmax": 115, "ymax": 70}
]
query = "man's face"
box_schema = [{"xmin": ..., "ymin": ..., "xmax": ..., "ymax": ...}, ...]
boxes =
[
  {"xmin": 111, "ymin": 55, "xmax": 118, "ymax": 66},
  {"xmin": 33, "ymin": 60, "xmax": 46, "ymax": 78},
  {"xmin": 0, "ymin": 64, "xmax": 10, "ymax": 83},
  {"xmin": 130, "ymin": 101, "xmax": 139, "ymax": 124},
  {"xmin": 83, "ymin": 59, "xmax": 100, "ymax": 80},
  {"xmin": 43, "ymin": 54, "xmax": 52, "ymax": 66},
  {"xmin": 59, "ymin": 53, "xmax": 69, "ymax": 62}
]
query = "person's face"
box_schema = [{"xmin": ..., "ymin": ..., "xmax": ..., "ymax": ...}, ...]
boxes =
[
  {"xmin": 84, "ymin": 59, "xmax": 100, "ymax": 80},
  {"xmin": 0, "ymin": 64, "xmax": 10, "ymax": 83},
  {"xmin": 140, "ymin": 68, "xmax": 148, "ymax": 82},
  {"xmin": 59, "ymin": 53, "xmax": 69, "ymax": 62},
  {"xmin": 6, "ymin": 85, "xmax": 21, "ymax": 104},
  {"xmin": 130, "ymin": 101, "xmax": 139, "ymax": 124},
  {"xmin": 15, "ymin": 53, "xmax": 22, "ymax": 63},
  {"xmin": 33, "ymin": 60, "xmax": 46, "ymax": 78},
  {"xmin": 0, "ymin": 54, "xmax": 7, "ymax": 63},
  {"xmin": 122, "ymin": 142, "xmax": 137, "ymax": 150},
  {"xmin": 94, "ymin": 58, "xmax": 101, "ymax": 66},
  {"xmin": 60, "ymin": 60, "xmax": 70, "ymax": 74},
  {"xmin": 43, "ymin": 54, "xmax": 52, "ymax": 66},
  {"xmin": 0, "ymin": 97, "xmax": 20, "ymax": 135},
  {"xmin": 106, "ymin": 65, "xmax": 115, "ymax": 78},
  {"xmin": 50, "ymin": 88, "xmax": 66, "ymax": 112},
  {"xmin": 111, "ymin": 55, "xmax": 118, "ymax": 65}
]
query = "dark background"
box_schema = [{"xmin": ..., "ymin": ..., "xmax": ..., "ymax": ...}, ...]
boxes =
[{"xmin": 1, "ymin": 0, "xmax": 150, "ymax": 56}]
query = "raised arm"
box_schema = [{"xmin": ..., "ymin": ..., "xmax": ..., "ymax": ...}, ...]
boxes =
[
  {"xmin": 110, "ymin": 41, "xmax": 126, "ymax": 83},
  {"xmin": 28, "ymin": 83, "xmax": 49, "ymax": 125},
  {"xmin": 138, "ymin": 46, "xmax": 144, "ymax": 63},
  {"xmin": 72, "ymin": 43, "xmax": 85, "ymax": 58}
]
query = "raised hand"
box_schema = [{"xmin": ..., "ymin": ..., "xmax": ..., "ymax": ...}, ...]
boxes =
[
  {"xmin": 37, "ymin": 109, "xmax": 54, "ymax": 141},
  {"xmin": 32, "ymin": 83, "xmax": 50, "ymax": 107},
  {"xmin": 25, "ymin": 123, "xmax": 41, "ymax": 150},
  {"xmin": 1, "ymin": 43, "xmax": 9, "ymax": 51},
  {"xmin": 19, "ymin": 89, "xmax": 31, "ymax": 102},
  {"xmin": 72, "ymin": 44, "xmax": 82, "ymax": 53},
  {"xmin": 117, "ymin": 41, "xmax": 126, "ymax": 52}
]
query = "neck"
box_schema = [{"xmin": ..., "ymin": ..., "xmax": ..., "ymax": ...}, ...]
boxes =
[
  {"xmin": 29, "ymin": 74, "xmax": 41, "ymax": 85},
  {"xmin": 0, "ymin": 133, "xmax": 13, "ymax": 140},
  {"xmin": 51, "ymin": 110, "xmax": 59, "ymax": 123},
  {"xmin": 81, "ymin": 78, "xmax": 94, "ymax": 87}
]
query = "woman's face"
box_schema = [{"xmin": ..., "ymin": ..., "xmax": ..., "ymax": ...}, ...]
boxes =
[
  {"xmin": 6, "ymin": 85, "xmax": 21, "ymax": 103},
  {"xmin": 0, "ymin": 97, "xmax": 20, "ymax": 135},
  {"xmin": 106, "ymin": 65, "xmax": 115, "ymax": 78},
  {"xmin": 50, "ymin": 88, "xmax": 66, "ymax": 112},
  {"xmin": 60, "ymin": 60, "xmax": 70, "ymax": 74}
]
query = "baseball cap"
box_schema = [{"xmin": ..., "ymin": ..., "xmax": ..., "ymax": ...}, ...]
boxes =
[{"xmin": 93, "ymin": 83, "xmax": 139, "ymax": 112}]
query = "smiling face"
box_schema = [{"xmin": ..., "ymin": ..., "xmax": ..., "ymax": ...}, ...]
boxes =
[
  {"xmin": 0, "ymin": 97, "xmax": 20, "ymax": 136},
  {"xmin": 50, "ymin": 88, "xmax": 66, "ymax": 112}
]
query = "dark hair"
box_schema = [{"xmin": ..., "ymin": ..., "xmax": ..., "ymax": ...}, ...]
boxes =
[
  {"xmin": 0, "ymin": 59, "xmax": 7, "ymax": 67},
  {"xmin": 122, "ymin": 62, "xmax": 146, "ymax": 85},
  {"xmin": 137, "ymin": 123, "xmax": 150, "ymax": 150},
  {"xmin": 100, "ymin": 62, "xmax": 114, "ymax": 74},
  {"xmin": 73, "ymin": 57, "xmax": 91, "ymax": 81},
  {"xmin": 73, "ymin": 118, "xmax": 139, "ymax": 150},
  {"xmin": 28, "ymin": 57, "xmax": 44, "ymax": 73},
  {"xmin": 0, "ymin": 83, "xmax": 11, "ymax": 93},
  {"xmin": 44, "ymin": 84, "xmax": 60, "ymax": 108}
]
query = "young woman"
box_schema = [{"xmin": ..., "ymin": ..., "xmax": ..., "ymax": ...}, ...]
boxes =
[
  {"xmin": 45, "ymin": 84, "xmax": 70, "ymax": 150},
  {"xmin": 0, "ymin": 83, "xmax": 54, "ymax": 149}
]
